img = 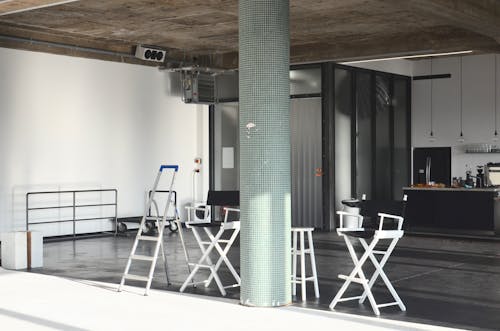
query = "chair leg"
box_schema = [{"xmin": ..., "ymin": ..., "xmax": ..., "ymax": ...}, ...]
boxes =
[
  {"xmin": 359, "ymin": 238, "xmax": 397, "ymax": 304},
  {"xmin": 359, "ymin": 238, "xmax": 406, "ymax": 312},
  {"xmin": 300, "ymin": 231, "xmax": 306, "ymax": 301},
  {"xmin": 329, "ymin": 236, "xmax": 379, "ymax": 311},
  {"xmin": 307, "ymin": 231, "xmax": 320, "ymax": 298},
  {"xmin": 356, "ymin": 260, "xmax": 380, "ymax": 316},
  {"xmin": 180, "ymin": 264, "xmax": 201, "ymax": 293},
  {"xmin": 180, "ymin": 228, "xmax": 226, "ymax": 296},
  {"xmin": 176, "ymin": 220, "xmax": 194, "ymax": 282},
  {"xmin": 205, "ymin": 228, "xmax": 241, "ymax": 287},
  {"xmin": 292, "ymin": 231, "xmax": 298, "ymax": 296},
  {"xmin": 329, "ymin": 236, "xmax": 357, "ymax": 309}
]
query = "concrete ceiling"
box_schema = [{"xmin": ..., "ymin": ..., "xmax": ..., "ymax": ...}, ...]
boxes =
[{"xmin": 0, "ymin": 0, "xmax": 499, "ymax": 68}]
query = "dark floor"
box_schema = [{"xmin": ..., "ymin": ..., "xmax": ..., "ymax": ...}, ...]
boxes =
[{"xmin": 31, "ymin": 230, "xmax": 500, "ymax": 331}]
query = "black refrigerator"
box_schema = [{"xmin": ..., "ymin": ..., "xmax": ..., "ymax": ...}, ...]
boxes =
[{"xmin": 413, "ymin": 147, "xmax": 451, "ymax": 186}]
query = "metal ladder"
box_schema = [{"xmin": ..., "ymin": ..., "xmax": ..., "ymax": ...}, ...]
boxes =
[{"xmin": 118, "ymin": 165, "xmax": 180, "ymax": 296}]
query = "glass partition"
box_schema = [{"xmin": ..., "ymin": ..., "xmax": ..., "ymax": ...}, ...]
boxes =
[
  {"xmin": 375, "ymin": 75, "xmax": 392, "ymax": 200},
  {"xmin": 393, "ymin": 78, "xmax": 410, "ymax": 199},
  {"xmin": 334, "ymin": 68, "xmax": 353, "ymax": 210},
  {"xmin": 355, "ymin": 71, "xmax": 373, "ymax": 198},
  {"xmin": 290, "ymin": 67, "xmax": 321, "ymax": 95}
]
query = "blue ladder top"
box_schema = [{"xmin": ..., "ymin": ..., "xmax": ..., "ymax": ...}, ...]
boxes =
[{"xmin": 159, "ymin": 165, "xmax": 179, "ymax": 172}]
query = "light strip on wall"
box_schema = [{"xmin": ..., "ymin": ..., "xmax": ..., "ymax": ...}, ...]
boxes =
[{"xmin": 340, "ymin": 50, "xmax": 473, "ymax": 65}]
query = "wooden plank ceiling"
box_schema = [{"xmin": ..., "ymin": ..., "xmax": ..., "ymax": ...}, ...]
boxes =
[{"xmin": 0, "ymin": 0, "xmax": 499, "ymax": 68}]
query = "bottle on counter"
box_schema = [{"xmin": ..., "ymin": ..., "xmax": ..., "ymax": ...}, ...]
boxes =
[{"xmin": 465, "ymin": 170, "xmax": 474, "ymax": 188}]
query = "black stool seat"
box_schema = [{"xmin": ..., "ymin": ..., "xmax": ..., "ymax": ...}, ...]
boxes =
[
  {"xmin": 189, "ymin": 220, "xmax": 239, "ymax": 227},
  {"xmin": 189, "ymin": 222, "xmax": 221, "ymax": 228}
]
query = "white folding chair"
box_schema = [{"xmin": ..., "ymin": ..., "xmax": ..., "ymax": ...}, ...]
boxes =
[
  {"xmin": 329, "ymin": 195, "xmax": 407, "ymax": 316},
  {"xmin": 179, "ymin": 191, "xmax": 240, "ymax": 296}
]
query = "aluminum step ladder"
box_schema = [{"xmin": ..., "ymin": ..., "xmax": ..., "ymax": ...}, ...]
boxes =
[{"xmin": 118, "ymin": 164, "xmax": 184, "ymax": 296}]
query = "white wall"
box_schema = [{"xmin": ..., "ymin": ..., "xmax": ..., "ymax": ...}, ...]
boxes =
[
  {"xmin": 0, "ymin": 47, "xmax": 209, "ymax": 235},
  {"xmin": 412, "ymin": 54, "xmax": 500, "ymax": 179}
]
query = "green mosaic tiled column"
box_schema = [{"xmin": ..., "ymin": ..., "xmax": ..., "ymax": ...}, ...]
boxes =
[{"xmin": 239, "ymin": 0, "xmax": 291, "ymax": 307}]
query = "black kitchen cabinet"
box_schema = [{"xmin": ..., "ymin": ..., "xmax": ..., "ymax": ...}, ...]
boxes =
[{"xmin": 404, "ymin": 188, "xmax": 500, "ymax": 235}]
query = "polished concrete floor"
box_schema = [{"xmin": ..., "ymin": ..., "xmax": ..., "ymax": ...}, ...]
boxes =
[{"xmin": 32, "ymin": 229, "xmax": 500, "ymax": 331}]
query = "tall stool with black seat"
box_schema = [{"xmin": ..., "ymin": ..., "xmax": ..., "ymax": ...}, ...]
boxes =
[
  {"xmin": 291, "ymin": 227, "xmax": 319, "ymax": 301},
  {"xmin": 329, "ymin": 195, "xmax": 407, "ymax": 316},
  {"xmin": 180, "ymin": 190, "xmax": 240, "ymax": 296}
]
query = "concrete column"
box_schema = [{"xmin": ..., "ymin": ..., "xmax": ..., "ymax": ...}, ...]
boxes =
[{"xmin": 239, "ymin": 0, "xmax": 291, "ymax": 307}]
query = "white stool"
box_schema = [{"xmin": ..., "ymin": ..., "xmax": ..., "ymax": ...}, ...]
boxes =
[{"xmin": 291, "ymin": 227, "xmax": 319, "ymax": 301}]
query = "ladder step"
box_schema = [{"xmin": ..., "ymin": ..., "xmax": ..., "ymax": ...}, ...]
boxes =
[
  {"xmin": 137, "ymin": 235, "xmax": 160, "ymax": 241},
  {"xmin": 124, "ymin": 274, "xmax": 149, "ymax": 282},
  {"xmin": 131, "ymin": 254, "xmax": 155, "ymax": 261}
]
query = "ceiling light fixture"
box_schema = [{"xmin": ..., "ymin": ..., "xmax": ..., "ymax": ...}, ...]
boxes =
[{"xmin": 341, "ymin": 50, "xmax": 473, "ymax": 65}]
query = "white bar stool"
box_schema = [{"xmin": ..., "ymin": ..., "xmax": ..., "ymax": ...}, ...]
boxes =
[{"xmin": 291, "ymin": 227, "xmax": 319, "ymax": 301}]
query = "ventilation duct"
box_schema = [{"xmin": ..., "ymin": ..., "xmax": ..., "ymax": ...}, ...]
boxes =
[{"xmin": 181, "ymin": 71, "xmax": 215, "ymax": 104}]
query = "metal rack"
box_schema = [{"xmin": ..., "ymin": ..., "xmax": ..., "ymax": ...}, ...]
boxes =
[{"xmin": 26, "ymin": 189, "xmax": 118, "ymax": 238}]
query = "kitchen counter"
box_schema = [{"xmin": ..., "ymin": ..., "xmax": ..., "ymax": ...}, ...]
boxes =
[
  {"xmin": 403, "ymin": 187, "xmax": 500, "ymax": 236},
  {"xmin": 403, "ymin": 186, "xmax": 500, "ymax": 193}
]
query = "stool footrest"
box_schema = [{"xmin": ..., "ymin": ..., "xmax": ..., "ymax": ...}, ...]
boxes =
[
  {"xmin": 338, "ymin": 274, "xmax": 367, "ymax": 284},
  {"xmin": 377, "ymin": 302, "xmax": 400, "ymax": 308},
  {"xmin": 291, "ymin": 276, "xmax": 316, "ymax": 283},
  {"xmin": 223, "ymin": 284, "xmax": 241, "ymax": 289},
  {"xmin": 337, "ymin": 295, "xmax": 363, "ymax": 302},
  {"xmin": 188, "ymin": 263, "xmax": 213, "ymax": 269},
  {"xmin": 291, "ymin": 249, "xmax": 312, "ymax": 254},
  {"xmin": 372, "ymin": 250, "xmax": 387, "ymax": 254}
]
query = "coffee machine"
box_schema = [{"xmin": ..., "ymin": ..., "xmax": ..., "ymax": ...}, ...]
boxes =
[
  {"xmin": 485, "ymin": 163, "xmax": 500, "ymax": 186},
  {"xmin": 476, "ymin": 166, "xmax": 485, "ymax": 188}
]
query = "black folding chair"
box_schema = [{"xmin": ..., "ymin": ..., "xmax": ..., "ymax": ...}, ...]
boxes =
[{"xmin": 331, "ymin": 195, "xmax": 407, "ymax": 315}]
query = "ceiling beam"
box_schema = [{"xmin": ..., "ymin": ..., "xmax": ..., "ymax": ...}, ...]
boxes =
[
  {"xmin": 0, "ymin": 22, "xmax": 218, "ymax": 68},
  {"xmin": 207, "ymin": 26, "xmax": 500, "ymax": 69},
  {"xmin": 292, "ymin": 27, "xmax": 500, "ymax": 64},
  {"xmin": 0, "ymin": 0, "xmax": 79, "ymax": 16},
  {"xmin": 384, "ymin": 0, "xmax": 500, "ymax": 44}
]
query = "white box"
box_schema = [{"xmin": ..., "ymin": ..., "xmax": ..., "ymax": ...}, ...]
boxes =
[{"xmin": 1, "ymin": 231, "xmax": 43, "ymax": 269}]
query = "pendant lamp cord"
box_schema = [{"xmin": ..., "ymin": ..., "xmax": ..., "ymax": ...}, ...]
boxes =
[
  {"xmin": 495, "ymin": 55, "xmax": 498, "ymax": 137},
  {"xmin": 460, "ymin": 56, "xmax": 463, "ymax": 137},
  {"xmin": 430, "ymin": 58, "xmax": 433, "ymax": 137}
]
